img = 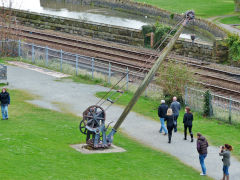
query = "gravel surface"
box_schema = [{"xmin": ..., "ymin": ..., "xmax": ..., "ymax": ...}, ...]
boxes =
[{"xmin": 7, "ymin": 64, "xmax": 240, "ymax": 180}]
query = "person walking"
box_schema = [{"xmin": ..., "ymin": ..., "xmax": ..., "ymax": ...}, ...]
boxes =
[
  {"xmin": 170, "ymin": 96, "xmax": 181, "ymax": 132},
  {"xmin": 165, "ymin": 108, "xmax": 175, "ymax": 144},
  {"xmin": 0, "ymin": 87, "xmax": 10, "ymax": 120},
  {"xmin": 219, "ymin": 144, "xmax": 233, "ymax": 180},
  {"xmin": 197, "ymin": 132, "xmax": 208, "ymax": 176},
  {"xmin": 158, "ymin": 100, "xmax": 168, "ymax": 135},
  {"xmin": 183, "ymin": 106, "xmax": 194, "ymax": 142}
]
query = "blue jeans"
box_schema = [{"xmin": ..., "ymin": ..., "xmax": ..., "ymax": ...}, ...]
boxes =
[
  {"xmin": 199, "ymin": 154, "xmax": 207, "ymax": 174},
  {"xmin": 1, "ymin": 104, "xmax": 8, "ymax": 119},
  {"xmin": 174, "ymin": 115, "xmax": 179, "ymax": 132},
  {"xmin": 159, "ymin": 118, "xmax": 168, "ymax": 134},
  {"xmin": 223, "ymin": 165, "xmax": 229, "ymax": 176}
]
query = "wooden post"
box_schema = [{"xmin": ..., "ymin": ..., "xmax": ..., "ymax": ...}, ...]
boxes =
[{"xmin": 150, "ymin": 32, "xmax": 154, "ymax": 48}]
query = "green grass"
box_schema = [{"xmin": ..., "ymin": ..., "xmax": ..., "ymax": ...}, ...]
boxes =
[
  {"xmin": 96, "ymin": 91, "xmax": 240, "ymax": 159},
  {"xmin": 134, "ymin": 0, "xmax": 236, "ymax": 18},
  {"xmin": 219, "ymin": 15, "xmax": 240, "ymax": 24},
  {"xmin": 0, "ymin": 89, "xmax": 211, "ymax": 180}
]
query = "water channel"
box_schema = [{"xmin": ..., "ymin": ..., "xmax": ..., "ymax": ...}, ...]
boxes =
[{"xmin": 1, "ymin": 0, "xmax": 212, "ymax": 43}]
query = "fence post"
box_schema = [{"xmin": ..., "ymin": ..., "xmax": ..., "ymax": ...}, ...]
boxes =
[
  {"xmin": 108, "ymin": 62, "xmax": 111, "ymax": 84},
  {"xmin": 18, "ymin": 40, "xmax": 21, "ymax": 57},
  {"xmin": 229, "ymin": 96, "xmax": 232, "ymax": 124},
  {"xmin": 91, "ymin": 57, "xmax": 94, "ymax": 79},
  {"xmin": 75, "ymin": 55, "xmax": 78, "ymax": 76},
  {"xmin": 32, "ymin": 44, "xmax": 35, "ymax": 63},
  {"xmin": 60, "ymin": 49, "xmax": 63, "ymax": 72},
  {"xmin": 45, "ymin": 46, "xmax": 48, "ymax": 67},
  {"xmin": 126, "ymin": 67, "xmax": 129, "ymax": 91},
  {"xmin": 185, "ymin": 86, "xmax": 188, "ymax": 106}
]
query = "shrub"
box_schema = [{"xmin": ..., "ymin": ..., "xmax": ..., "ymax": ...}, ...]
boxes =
[
  {"xmin": 156, "ymin": 61, "xmax": 196, "ymax": 105},
  {"xmin": 203, "ymin": 90, "xmax": 213, "ymax": 117},
  {"xmin": 226, "ymin": 33, "xmax": 240, "ymax": 63}
]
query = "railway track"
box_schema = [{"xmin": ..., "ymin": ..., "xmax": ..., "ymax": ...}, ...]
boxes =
[{"xmin": 8, "ymin": 26, "xmax": 240, "ymax": 100}]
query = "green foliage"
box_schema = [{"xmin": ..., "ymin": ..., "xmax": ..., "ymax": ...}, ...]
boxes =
[
  {"xmin": 153, "ymin": 22, "xmax": 176, "ymax": 48},
  {"xmin": 156, "ymin": 61, "xmax": 196, "ymax": 105},
  {"xmin": 226, "ymin": 33, "xmax": 240, "ymax": 62},
  {"xmin": 142, "ymin": 23, "xmax": 176, "ymax": 47},
  {"xmin": 0, "ymin": 90, "xmax": 209, "ymax": 179},
  {"xmin": 142, "ymin": 25, "xmax": 155, "ymax": 45},
  {"xmin": 203, "ymin": 90, "xmax": 213, "ymax": 117}
]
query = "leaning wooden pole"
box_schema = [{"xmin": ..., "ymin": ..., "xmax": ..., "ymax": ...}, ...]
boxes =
[{"xmin": 107, "ymin": 11, "xmax": 195, "ymax": 142}]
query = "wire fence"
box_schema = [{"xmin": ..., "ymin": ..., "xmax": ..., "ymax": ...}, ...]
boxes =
[
  {"xmin": 185, "ymin": 87, "xmax": 240, "ymax": 124},
  {"xmin": 0, "ymin": 40, "xmax": 240, "ymax": 123}
]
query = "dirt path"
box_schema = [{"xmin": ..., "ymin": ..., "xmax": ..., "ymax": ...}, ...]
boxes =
[{"xmin": 7, "ymin": 63, "xmax": 240, "ymax": 180}]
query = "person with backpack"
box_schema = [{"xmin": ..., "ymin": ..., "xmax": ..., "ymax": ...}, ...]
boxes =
[
  {"xmin": 219, "ymin": 144, "xmax": 233, "ymax": 180},
  {"xmin": 158, "ymin": 100, "xmax": 168, "ymax": 135},
  {"xmin": 0, "ymin": 87, "xmax": 10, "ymax": 120},
  {"xmin": 183, "ymin": 106, "xmax": 194, "ymax": 142},
  {"xmin": 197, "ymin": 132, "xmax": 208, "ymax": 176}
]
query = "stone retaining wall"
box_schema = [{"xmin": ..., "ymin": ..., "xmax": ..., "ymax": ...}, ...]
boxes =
[
  {"xmin": 43, "ymin": 0, "xmax": 226, "ymax": 39},
  {"xmin": 11, "ymin": 8, "xmax": 144, "ymax": 46},
  {"xmin": 5, "ymin": 5, "xmax": 228, "ymax": 63}
]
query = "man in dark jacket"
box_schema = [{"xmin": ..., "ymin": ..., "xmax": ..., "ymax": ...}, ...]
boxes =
[
  {"xmin": 170, "ymin": 96, "xmax": 181, "ymax": 132},
  {"xmin": 197, "ymin": 132, "xmax": 208, "ymax": 176},
  {"xmin": 158, "ymin": 100, "xmax": 168, "ymax": 135},
  {"xmin": 0, "ymin": 88, "xmax": 10, "ymax": 120}
]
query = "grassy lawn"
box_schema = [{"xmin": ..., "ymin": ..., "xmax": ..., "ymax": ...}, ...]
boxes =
[
  {"xmin": 0, "ymin": 89, "xmax": 211, "ymax": 180},
  {"xmin": 134, "ymin": 0, "xmax": 235, "ymax": 18},
  {"xmin": 219, "ymin": 15, "xmax": 240, "ymax": 24},
  {"xmin": 96, "ymin": 91, "xmax": 240, "ymax": 160}
]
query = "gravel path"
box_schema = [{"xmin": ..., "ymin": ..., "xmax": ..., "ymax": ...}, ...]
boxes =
[{"xmin": 7, "ymin": 64, "xmax": 240, "ymax": 180}]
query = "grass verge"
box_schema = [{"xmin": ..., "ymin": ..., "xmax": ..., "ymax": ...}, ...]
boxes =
[
  {"xmin": 219, "ymin": 15, "xmax": 240, "ymax": 24},
  {"xmin": 0, "ymin": 89, "xmax": 211, "ymax": 180},
  {"xmin": 96, "ymin": 91, "xmax": 240, "ymax": 160},
  {"xmin": 134, "ymin": 0, "xmax": 235, "ymax": 18}
]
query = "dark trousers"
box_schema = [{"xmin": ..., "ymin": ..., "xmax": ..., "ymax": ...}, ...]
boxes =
[
  {"xmin": 167, "ymin": 126, "xmax": 174, "ymax": 142},
  {"xmin": 173, "ymin": 115, "xmax": 179, "ymax": 132},
  {"xmin": 184, "ymin": 125, "xmax": 193, "ymax": 139},
  {"xmin": 86, "ymin": 130, "xmax": 95, "ymax": 143}
]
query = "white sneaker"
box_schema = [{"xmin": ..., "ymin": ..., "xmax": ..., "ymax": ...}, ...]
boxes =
[{"xmin": 200, "ymin": 173, "xmax": 206, "ymax": 176}]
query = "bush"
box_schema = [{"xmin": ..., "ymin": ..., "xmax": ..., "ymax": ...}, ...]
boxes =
[
  {"xmin": 141, "ymin": 22, "xmax": 176, "ymax": 48},
  {"xmin": 226, "ymin": 33, "xmax": 240, "ymax": 63},
  {"xmin": 156, "ymin": 61, "xmax": 196, "ymax": 105}
]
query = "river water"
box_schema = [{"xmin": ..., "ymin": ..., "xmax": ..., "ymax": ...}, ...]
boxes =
[{"xmin": 1, "ymin": 0, "xmax": 212, "ymax": 42}]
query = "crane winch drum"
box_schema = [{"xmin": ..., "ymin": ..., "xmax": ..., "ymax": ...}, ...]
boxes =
[{"xmin": 79, "ymin": 10, "xmax": 195, "ymax": 149}]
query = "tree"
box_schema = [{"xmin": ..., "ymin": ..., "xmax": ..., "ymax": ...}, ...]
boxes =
[
  {"xmin": 234, "ymin": 0, "xmax": 240, "ymax": 12},
  {"xmin": 156, "ymin": 60, "xmax": 196, "ymax": 105}
]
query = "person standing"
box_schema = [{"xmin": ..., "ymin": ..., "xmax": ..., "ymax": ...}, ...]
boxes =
[
  {"xmin": 158, "ymin": 100, "xmax": 168, "ymax": 135},
  {"xmin": 0, "ymin": 88, "xmax": 10, "ymax": 120},
  {"xmin": 197, "ymin": 132, "xmax": 208, "ymax": 176},
  {"xmin": 219, "ymin": 144, "xmax": 233, "ymax": 180},
  {"xmin": 183, "ymin": 106, "xmax": 194, "ymax": 142},
  {"xmin": 165, "ymin": 108, "xmax": 175, "ymax": 144},
  {"xmin": 170, "ymin": 96, "xmax": 181, "ymax": 132}
]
